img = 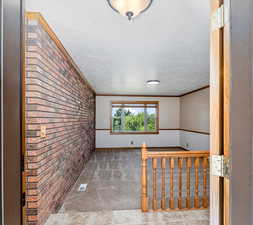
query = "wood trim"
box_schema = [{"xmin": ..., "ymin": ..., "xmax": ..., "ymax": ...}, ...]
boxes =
[
  {"xmin": 96, "ymin": 128, "xmax": 210, "ymax": 135},
  {"xmin": 112, "ymin": 101, "xmax": 159, "ymax": 105},
  {"xmin": 96, "ymin": 128, "xmax": 177, "ymax": 131},
  {"xmin": 96, "ymin": 86, "xmax": 210, "ymax": 98},
  {"xmin": 144, "ymin": 150, "xmax": 210, "ymax": 158},
  {"xmin": 110, "ymin": 101, "xmax": 159, "ymax": 134},
  {"xmin": 96, "ymin": 146, "xmax": 187, "ymax": 151},
  {"xmin": 180, "ymin": 146, "xmax": 188, "ymax": 151},
  {"xmin": 110, "ymin": 131, "xmax": 159, "ymax": 135},
  {"xmin": 156, "ymin": 102, "xmax": 160, "ymax": 134},
  {"xmin": 159, "ymin": 128, "xmax": 180, "ymax": 131},
  {"xmin": 143, "ymin": 207, "xmax": 208, "ymax": 213},
  {"xmin": 210, "ymin": 0, "xmax": 224, "ymax": 224},
  {"xmin": 112, "ymin": 106, "xmax": 158, "ymax": 108},
  {"xmin": 94, "ymin": 94, "xmax": 97, "ymax": 151},
  {"xmin": 179, "ymin": 85, "xmax": 210, "ymax": 97},
  {"xmin": 223, "ymin": 1, "xmax": 231, "ymax": 224},
  {"xmin": 22, "ymin": 8, "xmax": 27, "ymax": 225},
  {"xmin": 140, "ymin": 144, "xmax": 209, "ymax": 212},
  {"xmin": 97, "ymin": 94, "xmax": 179, "ymax": 97},
  {"xmin": 25, "ymin": 12, "xmax": 95, "ymax": 94},
  {"xmin": 110, "ymin": 104, "xmax": 112, "ymax": 133},
  {"xmin": 180, "ymin": 129, "xmax": 210, "ymax": 135}
]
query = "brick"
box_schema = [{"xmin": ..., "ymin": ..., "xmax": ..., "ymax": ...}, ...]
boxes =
[{"xmin": 25, "ymin": 16, "xmax": 95, "ymax": 225}]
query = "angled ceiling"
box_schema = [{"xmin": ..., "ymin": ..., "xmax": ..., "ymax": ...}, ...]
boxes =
[{"xmin": 26, "ymin": 0, "xmax": 210, "ymax": 95}]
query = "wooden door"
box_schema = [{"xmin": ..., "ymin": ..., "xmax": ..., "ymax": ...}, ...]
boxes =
[{"xmin": 210, "ymin": 0, "xmax": 230, "ymax": 224}]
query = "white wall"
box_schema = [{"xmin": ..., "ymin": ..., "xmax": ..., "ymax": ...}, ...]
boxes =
[
  {"xmin": 180, "ymin": 88, "xmax": 210, "ymax": 132},
  {"xmin": 180, "ymin": 131, "xmax": 209, "ymax": 150},
  {"xmin": 96, "ymin": 130, "xmax": 180, "ymax": 148},
  {"xmin": 180, "ymin": 88, "xmax": 210, "ymax": 150},
  {"xmin": 96, "ymin": 96, "xmax": 180, "ymax": 148},
  {"xmin": 96, "ymin": 91, "xmax": 210, "ymax": 150}
]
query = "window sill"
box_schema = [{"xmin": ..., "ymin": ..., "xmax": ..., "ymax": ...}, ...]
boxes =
[{"xmin": 110, "ymin": 131, "xmax": 159, "ymax": 135}]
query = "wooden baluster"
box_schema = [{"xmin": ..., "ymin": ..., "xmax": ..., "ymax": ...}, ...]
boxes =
[
  {"xmin": 202, "ymin": 157, "xmax": 208, "ymax": 208},
  {"xmin": 152, "ymin": 158, "xmax": 158, "ymax": 210},
  {"xmin": 186, "ymin": 158, "xmax": 192, "ymax": 209},
  {"xmin": 169, "ymin": 158, "xmax": 175, "ymax": 209},
  {"xmin": 178, "ymin": 158, "xmax": 183, "ymax": 209},
  {"xmin": 161, "ymin": 158, "xmax": 166, "ymax": 209},
  {"xmin": 194, "ymin": 157, "xmax": 200, "ymax": 208},
  {"xmin": 141, "ymin": 143, "xmax": 148, "ymax": 212}
]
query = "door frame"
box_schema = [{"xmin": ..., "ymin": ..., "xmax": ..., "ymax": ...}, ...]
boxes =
[
  {"xmin": 210, "ymin": 0, "xmax": 253, "ymax": 224},
  {"xmin": 210, "ymin": 0, "xmax": 224, "ymax": 224},
  {"xmin": 1, "ymin": 0, "xmax": 24, "ymax": 224},
  {"xmin": 0, "ymin": 0, "xmax": 3, "ymax": 222}
]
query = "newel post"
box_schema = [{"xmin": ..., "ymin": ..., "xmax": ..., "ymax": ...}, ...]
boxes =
[{"xmin": 141, "ymin": 142, "xmax": 148, "ymax": 212}]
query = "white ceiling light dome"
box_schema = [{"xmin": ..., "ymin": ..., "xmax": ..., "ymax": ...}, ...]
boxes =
[
  {"xmin": 107, "ymin": 0, "xmax": 153, "ymax": 21},
  {"xmin": 147, "ymin": 80, "xmax": 160, "ymax": 87}
]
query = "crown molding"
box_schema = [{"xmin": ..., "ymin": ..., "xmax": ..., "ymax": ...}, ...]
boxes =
[
  {"xmin": 96, "ymin": 93, "xmax": 179, "ymax": 97},
  {"xmin": 179, "ymin": 85, "xmax": 210, "ymax": 97},
  {"xmin": 96, "ymin": 85, "xmax": 210, "ymax": 98}
]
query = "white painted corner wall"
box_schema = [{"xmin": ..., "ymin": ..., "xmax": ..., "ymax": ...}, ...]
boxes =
[
  {"xmin": 180, "ymin": 88, "xmax": 210, "ymax": 150},
  {"xmin": 179, "ymin": 131, "xmax": 209, "ymax": 151},
  {"xmin": 96, "ymin": 96, "xmax": 180, "ymax": 148},
  {"xmin": 96, "ymin": 90, "xmax": 210, "ymax": 150},
  {"xmin": 180, "ymin": 88, "xmax": 210, "ymax": 133},
  {"xmin": 96, "ymin": 130, "xmax": 180, "ymax": 148},
  {"xmin": 96, "ymin": 96, "xmax": 180, "ymax": 129}
]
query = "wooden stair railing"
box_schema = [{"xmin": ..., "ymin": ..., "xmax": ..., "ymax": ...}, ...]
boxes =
[{"xmin": 141, "ymin": 143, "xmax": 209, "ymax": 212}]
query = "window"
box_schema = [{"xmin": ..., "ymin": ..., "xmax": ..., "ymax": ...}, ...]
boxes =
[{"xmin": 111, "ymin": 101, "xmax": 159, "ymax": 134}]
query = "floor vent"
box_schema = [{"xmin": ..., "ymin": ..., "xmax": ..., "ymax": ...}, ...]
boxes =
[{"xmin": 78, "ymin": 184, "xmax": 87, "ymax": 192}]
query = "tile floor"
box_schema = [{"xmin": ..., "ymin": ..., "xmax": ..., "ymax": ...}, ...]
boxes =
[{"xmin": 45, "ymin": 209, "xmax": 209, "ymax": 225}]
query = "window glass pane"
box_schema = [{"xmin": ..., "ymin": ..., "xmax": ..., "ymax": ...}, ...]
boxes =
[
  {"xmin": 112, "ymin": 108, "xmax": 122, "ymax": 131},
  {"xmin": 124, "ymin": 107, "xmax": 145, "ymax": 132},
  {"xmin": 111, "ymin": 103, "xmax": 158, "ymax": 133},
  {"xmin": 146, "ymin": 104, "xmax": 157, "ymax": 107},
  {"xmin": 146, "ymin": 108, "xmax": 156, "ymax": 132}
]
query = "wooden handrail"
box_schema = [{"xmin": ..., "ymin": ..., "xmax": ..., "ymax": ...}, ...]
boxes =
[
  {"xmin": 142, "ymin": 150, "xmax": 209, "ymax": 159},
  {"xmin": 140, "ymin": 143, "xmax": 210, "ymax": 212}
]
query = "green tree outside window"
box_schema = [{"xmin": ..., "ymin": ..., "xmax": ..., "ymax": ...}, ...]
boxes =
[{"xmin": 112, "ymin": 103, "xmax": 158, "ymax": 133}]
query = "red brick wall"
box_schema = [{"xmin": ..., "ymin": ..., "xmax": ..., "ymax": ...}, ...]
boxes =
[{"xmin": 25, "ymin": 16, "xmax": 95, "ymax": 225}]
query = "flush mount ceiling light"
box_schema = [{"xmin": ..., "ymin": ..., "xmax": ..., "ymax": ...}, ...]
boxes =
[
  {"xmin": 146, "ymin": 80, "xmax": 160, "ymax": 86},
  {"xmin": 107, "ymin": 0, "xmax": 153, "ymax": 21}
]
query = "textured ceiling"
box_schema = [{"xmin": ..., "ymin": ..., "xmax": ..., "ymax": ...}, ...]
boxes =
[{"xmin": 26, "ymin": 0, "xmax": 210, "ymax": 95}]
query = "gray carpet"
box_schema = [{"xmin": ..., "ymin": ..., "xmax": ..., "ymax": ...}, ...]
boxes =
[{"xmin": 59, "ymin": 149, "xmax": 209, "ymax": 213}]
